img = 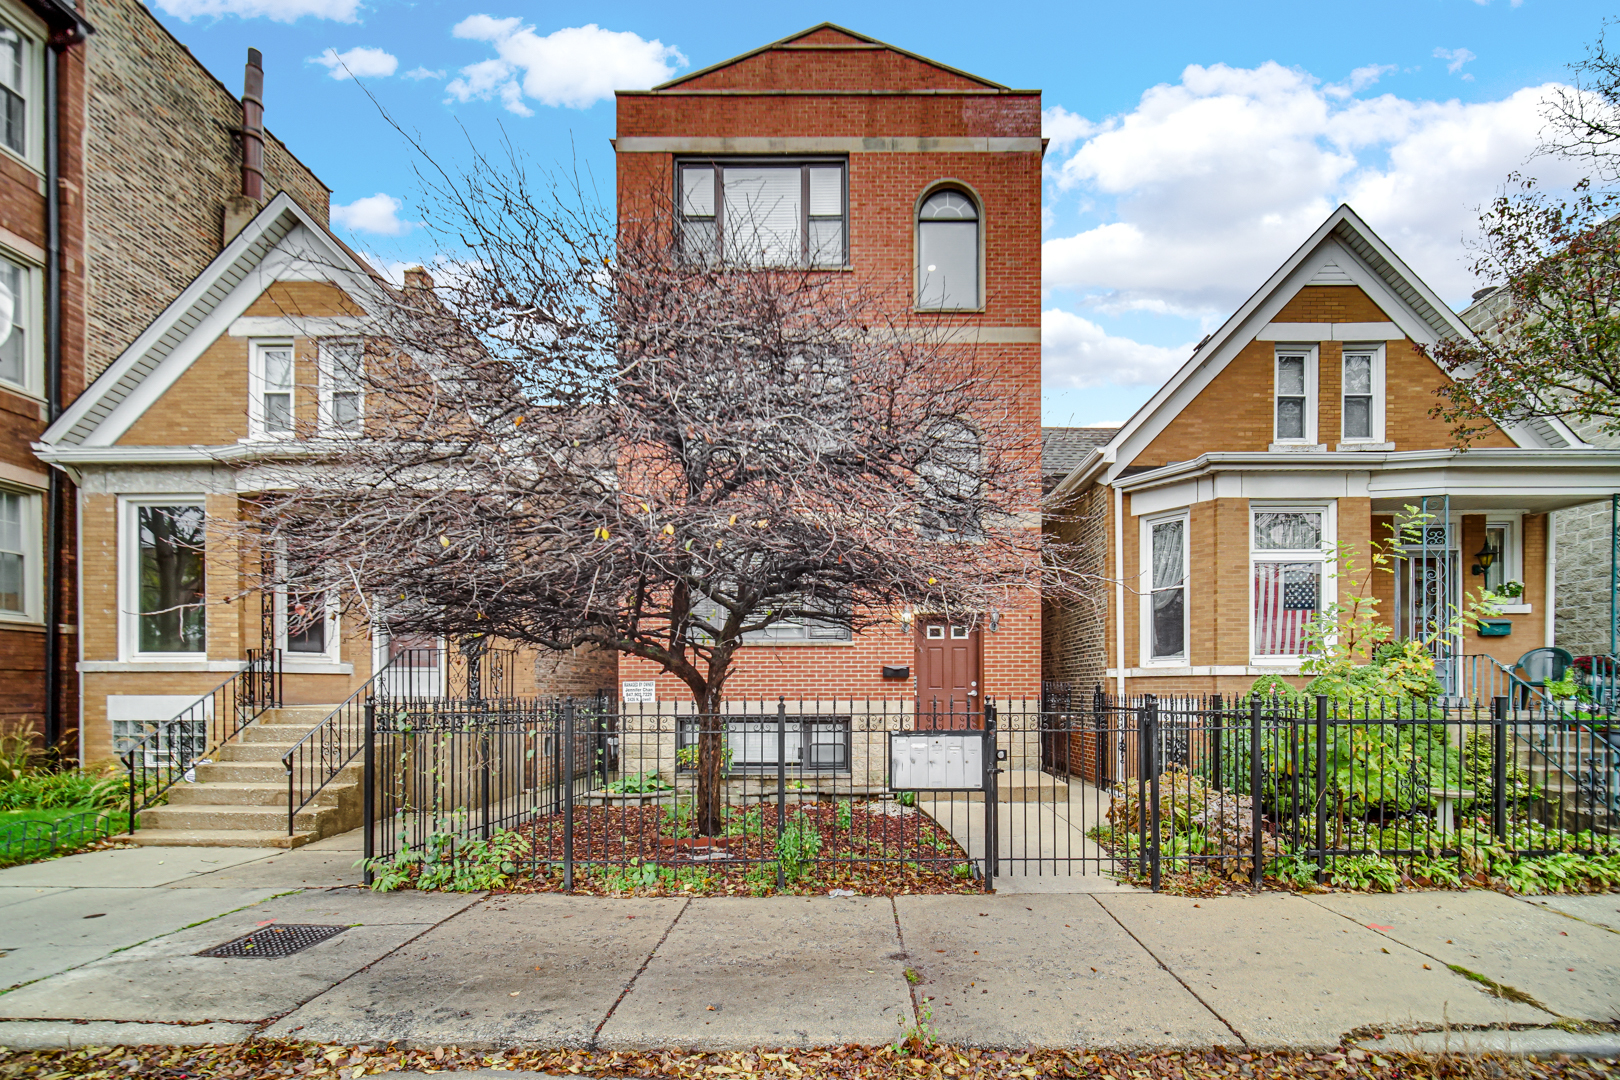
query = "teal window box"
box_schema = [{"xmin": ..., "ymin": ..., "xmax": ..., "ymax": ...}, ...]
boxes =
[{"xmin": 1476, "ymin": 619, "xmax": 1513, "ymax": 638}]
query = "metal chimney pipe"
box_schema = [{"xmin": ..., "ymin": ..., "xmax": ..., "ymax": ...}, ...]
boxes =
[{"xmin": 241, "ymin": 48, "xmax": 264, "ymax": 201}]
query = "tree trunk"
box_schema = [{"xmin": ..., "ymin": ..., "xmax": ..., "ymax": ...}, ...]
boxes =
[{"xmin": 695, "ymin": 686, "xmax": 725, "ymax": 836}]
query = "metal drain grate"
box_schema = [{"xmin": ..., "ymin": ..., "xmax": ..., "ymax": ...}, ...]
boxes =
[{"xmin": 200, "ymin": 924, "xmax": 348, "ymax": 960}]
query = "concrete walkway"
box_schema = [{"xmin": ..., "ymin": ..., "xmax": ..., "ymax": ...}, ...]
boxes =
[{"xmin": 0, "ymin": 832, "xmax": 1617, "ymax": 1053}]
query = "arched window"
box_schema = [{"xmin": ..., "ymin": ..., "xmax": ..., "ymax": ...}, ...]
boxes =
[{"xmin": 917, "ymin": 190, "xmax": 979, "ymax": 310}]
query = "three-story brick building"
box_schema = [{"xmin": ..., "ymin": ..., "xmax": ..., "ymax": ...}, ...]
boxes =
[{"xmin": 612, "ymin": 24, "xmax": 1044, "ymax": 713}]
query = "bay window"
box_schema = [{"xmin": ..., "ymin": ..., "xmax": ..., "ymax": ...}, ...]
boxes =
[
  {"xmin": 1251, "ymin": 507, "xmax": 1331, "ymax": 660},
  {"xmin": 1144, "ymin": 514, "xmax": 1188, "ymax": 663},
  {"xmin": 126, "ymin": 501, "xmax": 206, "ymax": 656},
  {"xmin": 677, "ymin": 159, "xmax": 847, "ymax": 268},
  {"xmin": 0, "ymin": 252, "xmax": 37, "ymax": 395}
]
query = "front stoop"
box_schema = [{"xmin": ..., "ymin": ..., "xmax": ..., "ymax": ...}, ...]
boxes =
[{"xmin": 131, "ymin": 706, "xmax": 364, "ymax": 849}]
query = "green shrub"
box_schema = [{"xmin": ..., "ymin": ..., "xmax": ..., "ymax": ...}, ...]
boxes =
[
  {"xmin": 360, "ymin": 827, "xmax": 527, "ymax": 892},
  {"xmin": 776, "ymin": 814, "xmax": 823, "ymax": 882},
  {"xmin": 604, "ymin": 771, "xmax": 671, "ymax": 794}
]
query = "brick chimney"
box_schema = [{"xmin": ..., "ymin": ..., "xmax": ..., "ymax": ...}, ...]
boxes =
[{"xmin": 223, "ymin": 48, "xmax": 266, "ymax": 246}]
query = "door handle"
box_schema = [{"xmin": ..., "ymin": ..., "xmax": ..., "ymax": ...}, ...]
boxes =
[{"xmin": 967, "ymin": 690, "xmax": 978, "ymax": 696}]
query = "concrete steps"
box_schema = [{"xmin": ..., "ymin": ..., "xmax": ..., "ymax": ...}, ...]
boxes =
[{"xmin": 131, "ymin": 705, "xmax": 363, "ymax": 849}]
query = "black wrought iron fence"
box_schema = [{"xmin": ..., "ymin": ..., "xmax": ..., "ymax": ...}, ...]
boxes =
[
  {"xmin": 358, "ymin": 688, "xmax": 1617, "ymax": 893},
  {"xmin": 364, "ymin": 698, "xmax": 1001, "ymax": 893},
  {"xmin": 284, "ymin": 641, "xmax": 518, "ymax": 834},
  {"xmin": 119, "ymin": 648, "xmax": 282, "ymax": 833}
]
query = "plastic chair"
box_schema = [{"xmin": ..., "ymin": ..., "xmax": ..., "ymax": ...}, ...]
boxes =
[{"xmin": 1511, "ymin": 646, "xmax": 1575, "ymax": 707}]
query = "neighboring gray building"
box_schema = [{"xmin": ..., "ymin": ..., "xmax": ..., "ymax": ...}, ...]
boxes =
[{"xmin": 1460, "ymin": 290, "xmax": 1617, "ymax": 658}]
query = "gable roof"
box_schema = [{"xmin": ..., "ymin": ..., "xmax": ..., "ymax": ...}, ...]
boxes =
[
  {"xmin": 647, "ymin": 23, "xmax": 1016, "ymax": 93},
  {"xmin": 1042, "ymin": 426, "xmax": 1119, "ymax": 485},
  {"xmin": 1051, "ymin": 204, "xmax": 1587, "ymax": 497},
  {"xmin": 41, "ymin": 191, "xmax": 385, "ymax": 451}
]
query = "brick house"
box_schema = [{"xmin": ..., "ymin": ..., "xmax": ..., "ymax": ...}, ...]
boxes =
[
  {"xmin": 612, "ymin": 24, "xmax": 1043, "ymax": 713},
  {"xmin": 1, "ymin": 0, "xmax": 334, "ymax": 755},
  {"xmin": 1043, "ymin": 205, "xmax": 1620, "ymax": 701}
]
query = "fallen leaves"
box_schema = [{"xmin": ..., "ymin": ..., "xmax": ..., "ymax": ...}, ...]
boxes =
[{"xmin": 0, "ymin": 1041, "xmax": 1612, "ymax": 1080}]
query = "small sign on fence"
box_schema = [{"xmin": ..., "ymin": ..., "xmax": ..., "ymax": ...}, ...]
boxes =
[
  {"xmin": 621, "ymin": 681, "xmax": 656, "ymax": 704},
  {"xmin": 888, "ymin": 731, "xmax": 988, "ymax": 791}
]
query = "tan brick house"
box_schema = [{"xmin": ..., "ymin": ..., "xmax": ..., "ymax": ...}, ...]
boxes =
[
  {"xmin": 1, "ymin": 0, "xmax": 334, "ymax": 754},
  {"xmin": 1044, "ymin": 205, "xmax": 1620, "ymax": 701},
  {"xmin": 612, "ymin": 24, "xmax": 1043, "ymax": 713}
]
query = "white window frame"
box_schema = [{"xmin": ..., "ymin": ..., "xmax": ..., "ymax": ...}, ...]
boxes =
[
  {"xmin": 0, "ymin": 247, "xmax": 42, "ymax": 397},
  {"xmin": 1272, "ymin": 346, "xmax": 1318, "ymax": 446},
  {"xmin": 317, "ymin": 338, "xmax": 364, "ymax": 436},
  {"xmin": 1338, "ymin": 343, "xmax": 1385, "ymax": 445},
  {"xmin": 1481, "ymin": 512, "xmax": 1528, "ymax": 609},
  {"xmin": 1139, "ymin": 510, "xmax": 1190, "ymax": 666},
  {"xmin": 0, "ymin": 5, "xmax": 44, "ymax": 171},
  {"xmin": 0, "ymin": 483, "xmax": 41, "ymax": 624},
  {"xmin": 248, "ymin": 339, "xmax": 296, "ymax": 441},
  {"xmin": 1248, "ymin": 502, "xmax": 1336, "ymax": 665},
  {"xmin": 272, "ymin": 550, "xmax": 341, "ymax": 665},
  {"xmin": 119, "ymin": 496, "xmax": 208, "ymax": 662}
]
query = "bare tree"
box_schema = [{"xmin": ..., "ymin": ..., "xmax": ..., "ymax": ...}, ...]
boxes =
[
  {"xmin": 248, "ymin": 149, "xmax": 1094, "ymax": 835},
  {"xmin": 1542, "ymin": 20, "xmax": 1620, "ymax": 183}
]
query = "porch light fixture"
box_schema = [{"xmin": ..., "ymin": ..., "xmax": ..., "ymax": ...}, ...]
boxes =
[{"xmin": 1471, "ymin": 540, "xmax": 1499, "ymax": 578}]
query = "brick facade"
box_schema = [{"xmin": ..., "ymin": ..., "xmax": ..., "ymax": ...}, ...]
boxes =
[
  {"xmin": 1040, "ymin": 211, "xmax": 1599, "ymax": 704},
  {"xmin": 614, "ymin": 26, "xmax": 1042, "ymax": 707}
]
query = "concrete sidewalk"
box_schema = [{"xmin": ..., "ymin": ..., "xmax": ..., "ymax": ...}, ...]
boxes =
[{"xmin": 0, "ymin": 834, "xmax": 1617, "ymax": 1053}]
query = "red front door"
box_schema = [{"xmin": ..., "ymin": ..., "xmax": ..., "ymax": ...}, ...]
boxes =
[{"xmin": 915, "ymin": 620, "xmax": 983, "ymax": 728}]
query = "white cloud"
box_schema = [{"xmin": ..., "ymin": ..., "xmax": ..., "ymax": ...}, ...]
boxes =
[
  {"xmin": 1324, "ymin": 63, "xmax": 1395, "ymax": 100},
  {"xmin": 1043, "ymin": 309, "xmax": 1195, "ymax": 389},
  {"xmin": 446, "ymin": 17, "xmax": 685, "ymax": 113},
  {"xmin": 311, "ymin": 46, "xmax": 398, "ymax": 80},
  {"xmin": 154, "ymin": 0, "xmax": 360, "ymax": 21},
  {"xmin": 1042, "ymin": 105, "xmax": 1095, "ymax": 156},
  {"xmin": 1041, "ymin": 61, "xmax": 1590, "ymax": 320},
  {"xmin": 404, "ymin": 66, "xmax": 446, "ymax": 81},
  {"xmin": 1434, "ymin": 47, "xmax": 1477, "ymax": 78},
  {"xmin": 332, "ymin": 193, "xmax": 411, "ymax": 236}
]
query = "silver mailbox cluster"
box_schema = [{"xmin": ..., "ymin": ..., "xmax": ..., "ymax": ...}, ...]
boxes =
[{"xmin": 889, "ymin": 733, "xmax": 986, "ymax": 791}]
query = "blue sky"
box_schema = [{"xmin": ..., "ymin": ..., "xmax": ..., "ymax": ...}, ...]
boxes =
[{"xmin": 148, "ymin": 0, "xmax": 1611, "ymax": 427}]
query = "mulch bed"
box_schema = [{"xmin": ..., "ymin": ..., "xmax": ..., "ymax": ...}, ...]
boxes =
[
  {"xmin": 508, "ymin": 799, "xmax": 984, "ymax": 897},
  {"xmin": 2, "ymin": 1040, "xmax": 1616, "ymax": 1080}
]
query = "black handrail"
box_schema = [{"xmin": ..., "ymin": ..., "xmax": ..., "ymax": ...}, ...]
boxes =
[
  {"xmin": 281, "ymin": 642, "xmax": 516, "ymax": 834},
  {"xmin": 120, "ymin": 649, "xmax": 283, "ymax": 834}
]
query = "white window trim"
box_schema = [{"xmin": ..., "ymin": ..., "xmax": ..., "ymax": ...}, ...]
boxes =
[
  {"xmin": 0, "ymin": 482, "xmax": 42, "ymax": 624},
  {"xmin": 1248, "ymin": 501, "xmax": 1336, "ymax": 665},
  {"xmin": 272, "ymin": 552, "xmax": 341, "ymax": 666},
  {"xmin": 118, "ymin": 495, "xmax": 207, "ymax": 662},
  {"xmin": 1139, "ymin": 509, "xmax": 1190, "ymax": 667},
  {"xmin": 247, "ymin": 338, "xmax": 296, "ymax": 441},
  {"xmin": 1338, "ymin": 342, "xmax": 1386, "ymax": 445},
  {"xmin": 0, "ymin": 246, "xmax": 43, "ymax": 398},
  {"xmin": 1482, "ymin": 512, "xmax": 1531, "ymax": 612},
  {"xmin": 1271, "ymin": 345, "xmax": 1319, "ymax": 447},
  {"xmin": 0, "ymin": 5, "xmax": 45, "ymax": 173},
  {"xmin": 317, "ymin": 338, "xmax": 364, "ymax": 436}
]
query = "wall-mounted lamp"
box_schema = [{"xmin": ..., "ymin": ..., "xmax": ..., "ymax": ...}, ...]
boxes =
[
  {"xmin": 988, "ymin": 611, "xmax": 1001, "ymax": 632},
  {"xmin": 1471, "ymin": 541, "xmax": 1499, "ymax": 578}
]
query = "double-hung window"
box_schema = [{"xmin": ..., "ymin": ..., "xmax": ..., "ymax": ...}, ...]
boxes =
[
  {"xmin": 0, "ymin": 487, "xmax": 39, "ymax": 621},
  {"xmin": 319, "ymin": 339, "xmax": 363, "ymax": 434},
  {"xmin": 1144, "ymin": 514, "xmax": 1187, "ymax": 663},
  {"xmin": 0, "ymin": 18, "xmax": 30, "ymax": 161},
  {"xmin": 678, "ymin": 159, "xmax": 847, "ymax": 267},
  {"xmin": 1339, "ymin": 345, "xmax": 1385, "ymax": 444},
  {"xmin": 251, "ymin": 341, "xmax": 295, "ymax": 438},
  {"xmin": 0, "ymin": 252, "xmax": 36, "ymax": 394},
  {"xmin": 1251, "ymin": 506, "xmax": 1331, "ymax": 660},
  {"xmin": 1273, "ymin": 347, "xmax": 1317, "ymax": 445},
  {"xmin": 125, "ymin": 501, "xmax": 207, "ymax": 657}
]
